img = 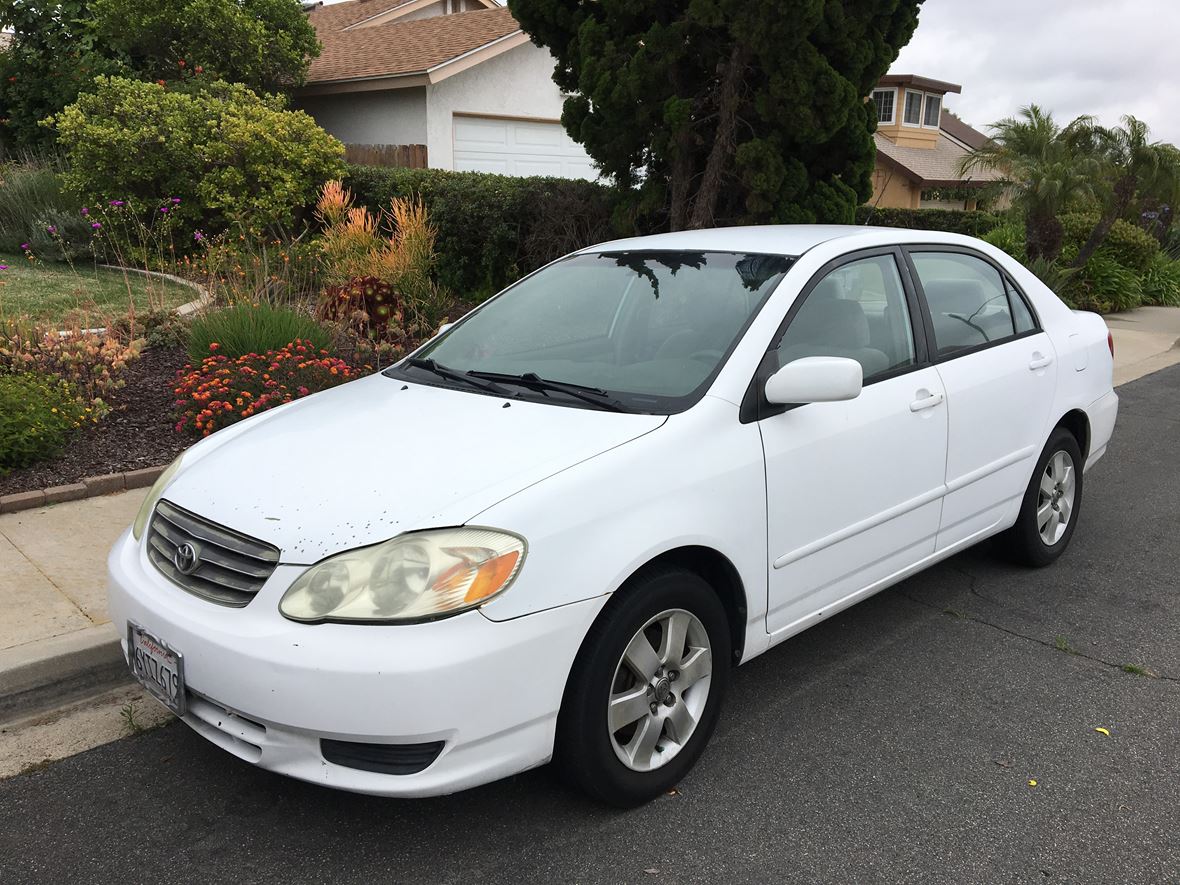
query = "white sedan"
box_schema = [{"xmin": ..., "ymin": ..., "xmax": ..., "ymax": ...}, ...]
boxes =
[{"xmin": 108, "ymin": 225, "xmax": 1117, "ymax": 806}]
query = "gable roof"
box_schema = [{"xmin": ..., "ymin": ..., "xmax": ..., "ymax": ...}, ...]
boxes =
[
  {"xmin": 306, "ymin": 5, "xmax": 522, "ymax": 85},
  {"xmin": 873, "ymin": 131, "xmax": 1003, "ymax": 188},
  {"xmin": 940, "ymin": 111, "xmax": 990, "ymax": 151}
]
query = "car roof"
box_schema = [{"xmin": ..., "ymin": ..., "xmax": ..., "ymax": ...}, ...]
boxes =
[{"xmin": 578, "ymin": 224, "xmax": 906, "ymax": 258}]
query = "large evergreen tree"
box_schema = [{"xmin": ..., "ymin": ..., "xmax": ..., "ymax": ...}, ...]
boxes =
[{"xmin": 508, "ymin": 0, "xmax": 923, "ymax": 229}]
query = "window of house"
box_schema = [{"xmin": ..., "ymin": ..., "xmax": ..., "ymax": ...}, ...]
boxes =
[
  {"xmin": 903, "ymin": 90, "xmax": 923, "ymax": 126},
  {"xmin": 923, "ymin": 94, "xmax": 942, "ymax": 128},
  {"xmin": 871, "ymin": 89, "xmax": 896, "ymax": 125},
  {"xmin": 911, "ymin": 252, "xmax": 1016, "ymax": 355}
]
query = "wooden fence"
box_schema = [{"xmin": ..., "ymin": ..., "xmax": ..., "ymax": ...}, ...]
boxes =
[{"xmin": 343, "ymin": 143, "xmax": 429, "ymax": 169}]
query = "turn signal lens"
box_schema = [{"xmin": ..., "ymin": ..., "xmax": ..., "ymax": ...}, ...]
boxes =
[
  {"xmin": 279, "ymin": 528, "xmax": 526, "ymax": 623},
  {"xmin": 131, "ymin": 453, "xmax": 185, "ymax": 540}
]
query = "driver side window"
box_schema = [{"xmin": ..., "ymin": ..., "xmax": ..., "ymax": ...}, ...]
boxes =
[{"xmin": 773, "ymin": 254, "xmax": 917, "ymax": 384}]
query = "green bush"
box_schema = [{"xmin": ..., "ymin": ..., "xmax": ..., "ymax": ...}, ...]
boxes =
[
  {"xmin": 0, "ymin": 161, "xmax": 89, "ymax": 257},
  {"xmin": 1140, "ymin": 254, "xmax": 1180, "ymax": 307},
  {"xmin": 854, "ymin": 206, "xmax": 1005, "ymax": 237},
  {"xmin": 344, "ymin": 165, "xmax": 625, "ymax": 299},
  {"xmin": 1062, "ymin": 249, "xmax": 1143, "ymax": 313},
  {"xmin": 187, "ymin": 303, "xmax": 331, "ymax": 362},
  {"xmin": 0, "ymin": 373, "xmax": 91, "ymax": 472},
  {"xmin": 51, "ymin": 77, "xmax": 345, "ymax": 235},
  {"xmin": 981, "ymin": 223, "xmax": 1027, "ymax": 262},
  {"xmin": 1060, "ymin": 213, "xmax": 1159, "ymax": 272}
]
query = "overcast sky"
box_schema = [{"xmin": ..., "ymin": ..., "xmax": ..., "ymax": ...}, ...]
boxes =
[{"xmin": 893, "ymin": 0, "xmax": 1180, "ymax": 145}]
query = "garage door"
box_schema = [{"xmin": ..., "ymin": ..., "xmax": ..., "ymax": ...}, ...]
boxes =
[{"xmin": 452, "ymin": 115, "xmax": 598, "ymax": 180}]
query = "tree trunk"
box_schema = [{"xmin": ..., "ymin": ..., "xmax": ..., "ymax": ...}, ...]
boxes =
[
  {"xmin": 668, "ymin": 130, "xmax": 696, "ymax": 232},
  {"xmin": 1026, "ymin": 211, "xmax": 1064, "ymax": 262},
  {"xmin": 687, "ymin": 44, "xmax": 747, "ymax": 230},
  {"xmin": 1072, "ymin": 174, "xmax": 1136, "ymax": 268}
]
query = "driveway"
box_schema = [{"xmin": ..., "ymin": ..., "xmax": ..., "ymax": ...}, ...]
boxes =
[{"xmin": 1, "ymin": 365, "xmax": 1178, "ymax": 884}]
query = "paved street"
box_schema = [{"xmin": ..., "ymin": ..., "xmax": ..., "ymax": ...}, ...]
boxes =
[{"xmin": 2, "ymin": 365, "xmax": 1178, "ymax": 884}]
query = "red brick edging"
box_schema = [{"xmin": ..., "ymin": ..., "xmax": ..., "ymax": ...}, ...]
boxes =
[{"xmin": 0, "ymin": 465, "xmax": 167, "ymax": 515}]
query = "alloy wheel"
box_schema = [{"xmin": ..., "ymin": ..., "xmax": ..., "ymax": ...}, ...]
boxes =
[
  {"xmin": 1037, "ymin": 449, "xmax": 1076, "ymax": 546},
  {"xmin": 607, "ymin": 608, "xmax": 713, "ymax": 772}
]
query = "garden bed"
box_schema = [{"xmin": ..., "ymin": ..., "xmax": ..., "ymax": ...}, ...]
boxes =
[{"xmin": 0, "ymin": 345, "xmax": 190, "ymax": 497}]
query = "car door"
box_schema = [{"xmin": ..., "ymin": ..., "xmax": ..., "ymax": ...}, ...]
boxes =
[
  {"xmin": 756, "ymin": 249, "xmax": 949, "ymax": 641},
  {"xmin": 904, "ymin": 247, "xmax": 1057, "ymax": 551}
]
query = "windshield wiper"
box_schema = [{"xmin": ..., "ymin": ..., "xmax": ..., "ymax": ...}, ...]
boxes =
[
  {"xmin": 468, "ymin": 371, "xmax": 629, "ymax": 412},
  {"xmin": 405, "ymin": 358, "xmax": 510, "ymax": 395}
]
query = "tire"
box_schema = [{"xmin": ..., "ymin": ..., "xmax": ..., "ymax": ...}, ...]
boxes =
[
  {"xmin": 555, "ymin": 566, "xmax": 731, "ymax": 807},
  {"xmin": 999, "ymin": 426, "xmax": 1084, "ymax": 567}
]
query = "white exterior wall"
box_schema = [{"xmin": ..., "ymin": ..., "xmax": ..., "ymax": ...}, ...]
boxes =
[
  {"xmin": 424, "ymin": 42, "xmax": 572, "ymax": 171},
  {"xmin": 297, "ymin": 88, "xmax": 428, "ymax": 146}
]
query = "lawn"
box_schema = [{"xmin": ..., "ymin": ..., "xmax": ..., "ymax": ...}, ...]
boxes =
[{"xmin": 0, "ymin": 252, "xmax": 197, "ymax": 325}]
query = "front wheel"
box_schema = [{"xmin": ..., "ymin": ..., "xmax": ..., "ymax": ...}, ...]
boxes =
[
  {"xmin": 555, "ymin": 567, "xmax": 731, "ymax": 807},
  {"xmin": 999, "ymin": 426, "xmax": 1084, "ymax": 567}
]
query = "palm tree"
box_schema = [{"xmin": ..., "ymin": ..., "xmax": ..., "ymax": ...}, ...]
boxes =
[
  {"xmin": 960, "ymin": 105, "xmax": 1099, "ymax": 261},
  {"xmin": 1067, "ymin": 116, "xmax": 1174, "ymax": 267}
]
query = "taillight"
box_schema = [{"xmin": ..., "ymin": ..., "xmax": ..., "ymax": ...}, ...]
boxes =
[{"xmin": 1107, "ymin": 330, "xmax": 1114, "ymax": 358}]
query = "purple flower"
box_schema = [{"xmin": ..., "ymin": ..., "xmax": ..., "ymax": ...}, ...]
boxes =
[
  {"xmin": 171, "ymin": 197, "xmax": 181, "ymax": 204},
  {"xmin": 91, "ymin": 222, "xmax": 102, "ymax": 230},
  {"xmin": 0, "ymin": 264, "xmax": 8, "ymax": 271},
  {"xmin": 160, "ymin": 206, "xmax": 169, "ymax": 214},
  {"xmin": 46, "ymin": 225, "xmax": 57, "ymax": 234},
  {"xmin": 109, "ymin": 199, "xmax": 124, "ymax": 207},
  {"xmin": 81, "ymin": 207, "xmax": 89, "ymax": 216},
  {"xmin": 20, "ymin": 243, "xmax": 29, "ymax": 250},
  {"xmin": 193, "ymin": 230, "xmax": 205, "ymax": 242}
]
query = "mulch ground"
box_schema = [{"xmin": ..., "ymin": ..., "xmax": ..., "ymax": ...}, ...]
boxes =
[{"xmin": 0, "ymin": 346, "xmax": 192, "ymax": 497}]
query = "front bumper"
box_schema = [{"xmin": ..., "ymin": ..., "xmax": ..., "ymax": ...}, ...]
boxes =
[{"xmin": 107, "ymin": 528, "xmax": 606, "ymax": 797}]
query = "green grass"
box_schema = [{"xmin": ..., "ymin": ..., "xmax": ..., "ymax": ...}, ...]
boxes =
[
  {"xmin": 1122, "ymin": 663, "xmax": 1154, "ymax": 677},
  {"xmin": 0, "ymin": 252, "xmax": 196, "ymax": 325}
]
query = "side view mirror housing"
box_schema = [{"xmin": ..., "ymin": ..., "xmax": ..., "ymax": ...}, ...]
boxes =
[{"xmin": 764, "ymin": 356, "xmax": 863, "ymax": 406}]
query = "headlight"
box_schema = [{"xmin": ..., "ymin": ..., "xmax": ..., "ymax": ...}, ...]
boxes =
[
  {"xmin": 131, "ymin": 453, "xmax": 185, "ymax": 539},
  {"xmin": 279, "ymin": 527, "xmax": 526, "ymax": 624}
]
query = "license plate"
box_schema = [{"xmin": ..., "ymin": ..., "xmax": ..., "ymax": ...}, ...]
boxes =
[{"xmin": 128, "ymin": 622, "xmax": 186, "ymax": 716}]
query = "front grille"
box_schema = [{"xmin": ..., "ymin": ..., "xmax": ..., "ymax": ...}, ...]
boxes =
[
  {"xmin": 147, "ymin": 499, "xmax": 280, "ymax": 607},
  {"xmin": 320, "ymin": 739, "xmax": 445, "ymax": 775}
]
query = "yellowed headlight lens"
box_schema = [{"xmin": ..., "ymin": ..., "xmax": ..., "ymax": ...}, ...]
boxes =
[{"xmin": 131, "ymin": 454, "xmax": 184, "ymax": 540}]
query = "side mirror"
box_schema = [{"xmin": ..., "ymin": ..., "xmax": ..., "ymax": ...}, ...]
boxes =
[
  {"xmin": 436, "ymin": 322, "xmax": 454, "ymax": 336},
  {"xmin": 764, "ymin": 356, "xmax": 863, "ymax": 405}
]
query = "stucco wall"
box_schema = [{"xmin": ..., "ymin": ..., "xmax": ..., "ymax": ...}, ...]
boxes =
[
  {"xmin": 424, "ymin": 42, "xmax": 571, "ymax": 171},
  {"xmin": 869, "ymin": 164, "xmax": 921, "ymax": 209},
  {"xmin": 296, "ymin": 88, "xmax": 428, "ymax": 147}
]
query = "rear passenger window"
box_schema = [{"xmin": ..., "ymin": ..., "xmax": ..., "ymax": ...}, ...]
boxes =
[
  {"xmin": 1007, "ymin": 278, "xmax": 1038, "ymax": 334},
  {"xmin": 911, "ymin": 252, "xmax": 1015, "ymax": 355},
  {"xmin": 775, "ymin": 254, "xmax": 916, "ymax": 383}
]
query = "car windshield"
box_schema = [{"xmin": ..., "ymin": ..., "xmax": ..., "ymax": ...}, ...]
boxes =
[{"xmin": 389, "ymin": 250, "xmax": 794, "ymax": 413}]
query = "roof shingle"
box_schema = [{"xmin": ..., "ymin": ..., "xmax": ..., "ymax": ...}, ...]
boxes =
[
  {"xmin": 874, "ymin": 131, "xmax": 1003, "ymax": 187},
  {"xmin": 307, "ymin": 5, "xmax": 520, "ymax": 84}
]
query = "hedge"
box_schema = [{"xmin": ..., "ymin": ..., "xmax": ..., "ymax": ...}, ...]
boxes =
[
  {"xmin": 344, "ymin": 165, "xmax": 628, "ymax": 299},
  {"xmin": 854, "ymin": 206, "xmax": 1005, "ymax": 236}
]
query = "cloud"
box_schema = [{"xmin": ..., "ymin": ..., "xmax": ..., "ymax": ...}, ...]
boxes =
[{"xmin": 892, "ymin": 0, "xmax": 1180, "ymax": 145}]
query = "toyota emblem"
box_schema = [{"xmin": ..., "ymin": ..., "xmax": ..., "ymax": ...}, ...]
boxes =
[{"xmin": 173, "ymin": 541, "xmax": 201, "ymax": 575}]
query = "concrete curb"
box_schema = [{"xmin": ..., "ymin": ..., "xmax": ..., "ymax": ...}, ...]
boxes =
[
  {"xmin": 0, "ymin": 465, "xmax": 166, "ymax": 516},
  {"xmin": 0, "ymin": 625, "xmax": 129, "ymax": 725}
]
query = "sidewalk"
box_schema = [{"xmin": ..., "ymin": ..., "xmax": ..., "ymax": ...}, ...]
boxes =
[{"xmin": 1, "ymin": 306, "xmax": 1178, "ymax": 723}]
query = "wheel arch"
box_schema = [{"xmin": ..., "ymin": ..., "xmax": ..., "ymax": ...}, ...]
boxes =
[{"xmin": 1056, "ymin": 408, "xmax": 1091, "ymax": 460}]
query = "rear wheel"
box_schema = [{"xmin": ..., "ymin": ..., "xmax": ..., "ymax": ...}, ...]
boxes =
[
  {"xmin": 555, "ymin": 567, "xmax": 731, "ymax": 807},
  {"xmin": 999, "ymin": 426, "xmax": 1084, "ymax": 567}
]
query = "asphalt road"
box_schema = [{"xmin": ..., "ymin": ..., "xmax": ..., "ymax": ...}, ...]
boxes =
[{"xmin": 3, "ymin": 366, "xmax": 1179, "ymax": 884}]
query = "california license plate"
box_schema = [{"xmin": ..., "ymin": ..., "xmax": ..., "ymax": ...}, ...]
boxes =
[{"xmin": 128, "ymin": 622, "xmax": 186, "ymax": 716}]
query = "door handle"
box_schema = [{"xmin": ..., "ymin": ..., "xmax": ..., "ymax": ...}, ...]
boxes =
[
  {"xmin": 909, "ymin": 391, "xmax": 944, "ymax": 412},
  {"xmin": 1029, "ymin": 353, "xmax": 1053, "ymax": 370}
]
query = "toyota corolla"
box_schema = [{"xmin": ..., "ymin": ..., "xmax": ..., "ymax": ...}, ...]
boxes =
[{"xmin": 108, "ymin": 225, "xmax": 1117, "ymax": 806}]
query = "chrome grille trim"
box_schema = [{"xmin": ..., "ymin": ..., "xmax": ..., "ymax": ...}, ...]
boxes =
[{"xmin": 147, "ymin": 500, "xmax": 280, "ymax": 607}]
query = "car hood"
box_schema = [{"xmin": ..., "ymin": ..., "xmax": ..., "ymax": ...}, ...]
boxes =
[{"xmin": 163, "ymin": 374, "xmax": 666, "ymax": 563}]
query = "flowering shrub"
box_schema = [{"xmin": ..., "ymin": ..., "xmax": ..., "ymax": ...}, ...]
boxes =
[
  {"xmin": 173, "ymin": 340, "xmax": 357, "ymax": 436},
  {"xmin": 0, "ymin": 319, "xmax": 139, "ymax": 410},
  {"xmin": 0, "ymin": 374, "xmax": 94, "ymax": 472}
]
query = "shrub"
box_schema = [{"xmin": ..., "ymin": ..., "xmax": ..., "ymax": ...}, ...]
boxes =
[
  {"xmin": 186, "ymin": 231, "xmax": 323, "ymax": 306},
  {"xmin": 0, "ymin": 373, "xmax": 93, "ymax": 472},
  {"xmin": 317, "ymin": 276, "xmax": 405, "ymax": 341},
  {"xmin": 0, "ymin": 319, "xmax": 139, "ymax": 408},
  {"xmin": 315, "ymin": 182, "xmax": 450, "ymax": 329},
  {"xmin": 0, "ymin": 160, "xmax": 89, "ymax": 257},
  {"xmin": 854, "ymin": 206, "xmax": 1005, "ymax": 237},
  {"xmin": 1060, "ymin": 213, "xmax": 1159, "ymax": 273},
  {"xmin": 344, "ymin": 165, "xmax": 623, "ymax": 298},
  {"xmin": 1062, "ymin": 249, "xmax": 1143, "ymax": 313},
  {"xmin": 186, "ymin": 303, "xmax": 331, "ymax": 362},
  {"xmin": 981, "ymin": 223, "xmax": 1027, "ymax": 262},
  {"xmin": 109, "ymin": 309, "xmax": 191, "ymax": 349},
  {"xmin": 51, "ymin": 77, "xmax": 345, "ymax": 235},
  {"xmin": 1140, "ymin": 254, "xmax": 1180, "ymax": 307},
  {"xmin": 173, "ymin": 340, "xmax": 357, "ymax": 436}
]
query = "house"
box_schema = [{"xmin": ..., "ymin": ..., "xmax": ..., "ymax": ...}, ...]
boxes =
[
  {"xmin": 296, "ymin": 0, "xmax": 597, "ymax": 179},
  {"xmin": 867, "ymin": 74, "xmax": 1003, "ymax": 210}
]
